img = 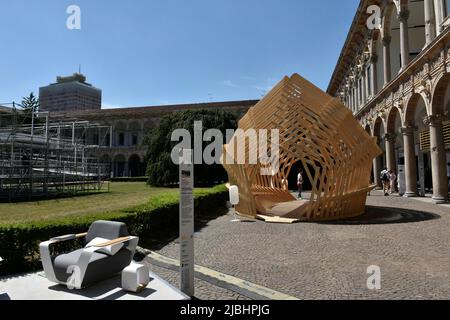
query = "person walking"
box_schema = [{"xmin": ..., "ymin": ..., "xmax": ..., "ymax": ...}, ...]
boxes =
[
  {"xmin": 380, "ymin": 167, "xmax": 390, "ymax": 196},
  {"xmin": 297, "ymin": 169, "xmax": 304, "ymax": 199},
  {"xmin": 389, "ymin": 170, "xmax": 397, "ymax": 194}
]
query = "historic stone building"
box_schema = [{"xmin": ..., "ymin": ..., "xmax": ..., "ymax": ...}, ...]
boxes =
[
  {"xmin": 48, "ymin": 100, "xmax": 257, "ymax": 178},
  {"xmin": 328, "ymin": 0, "xmax": 450, "ymax": 203}
]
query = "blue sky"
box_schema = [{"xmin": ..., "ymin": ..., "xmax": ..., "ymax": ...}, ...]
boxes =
[{"xmin": 0, "ymin": 0, "xmax": 359, "ymax": 108}]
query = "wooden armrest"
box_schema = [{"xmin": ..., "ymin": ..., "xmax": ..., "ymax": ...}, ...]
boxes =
[
  {"xmin": 50, "ymin": 232, "xmax": 87, "ymax": 242},
  {"xmin": 94, "ymin": 236, "xmax": 131, "ymax": 248},
  {"xmin": 76, "ymin": 232, "xmax": 88, "ymax": 238}
]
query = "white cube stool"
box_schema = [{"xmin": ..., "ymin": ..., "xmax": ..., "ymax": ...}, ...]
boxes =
[{"xmin": 121, "ymin": 262, "xmax": 150, "ymax": 293}]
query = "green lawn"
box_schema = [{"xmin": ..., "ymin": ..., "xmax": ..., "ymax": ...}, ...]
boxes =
[{"xmin": 0, "ymin": 182, "xmax": 177, "ymax": 224}]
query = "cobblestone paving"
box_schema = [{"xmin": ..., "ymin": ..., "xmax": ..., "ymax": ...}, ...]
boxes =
[{"xmin": 151, "ymin": 192, "xmax": 450, "ymax": 300}]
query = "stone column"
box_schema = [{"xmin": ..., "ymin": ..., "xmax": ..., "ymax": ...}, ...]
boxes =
[
  {"xmin": 352, "ymin": 86, "xmax": 356, "ymax": 113},
  {"xmin": 370, "ymin": 55, "xmax": 378, "ymax": 95},
  {"xmin": 398, "ymin": 10, "xmax": 411, "ymax": 69},
  {"xmin": 434, "ymin": 0, "xmax": 447, "ymax": 34},
  {"xmin": 373, "ymin": 156, "xmax": 382, "ymax": 189},
  {"xmin": 402, "ymin": 126, "xmax": 418, "ymax": 197},
  {"xmin": 424, "ymin": 114, "xmax": 448, "ymax": 203},
  {"xmin": 349, "ymin": 88, "xmax": 353, "ymax": 111},
  {"xmin": 365, "ymin": 67, "xmax": 370, "ymax": 99},
  {"xmin": 382, "ymin": 36, "xmax": 392, "ymax": 85},
  {"xmin": 125, "ymin": 161, "xmax": 129, "ymax": 178},
  {"xmin": 361, "ymin": 71, "xmax": 367, "ymax": 106},
  {"xmin": 425, "ymin": 0, "xmax": 437, "ymax": 45},
  {"xmin": 385, "ymin": 132, "xmax": 397, "ymax": 172}
]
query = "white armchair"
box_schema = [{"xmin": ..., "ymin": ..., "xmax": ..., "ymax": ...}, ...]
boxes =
[{"xmin": 40, "ymin": 221, "xmax": 139, "ymax": 289}]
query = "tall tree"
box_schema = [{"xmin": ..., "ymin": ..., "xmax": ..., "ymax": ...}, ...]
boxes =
[
  {"xmin": 143, "ymin": 109, "xmax": 238, "ymax": 187},
  {"xmin": 20, "ymin": 92, "xmax": 40, "ymax": 124},
  {"xmin": 21, "ymin": 92, "xmax": 40, "ymax": 114}
]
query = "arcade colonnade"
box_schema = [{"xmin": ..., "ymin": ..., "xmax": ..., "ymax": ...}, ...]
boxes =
[
  {"xmin": 86, "ymin": 119, "xmax": 152, "ymax": 178},
  {"xmin": 328, "ymin": 0, "xmax": 450, "ymax": 203}
]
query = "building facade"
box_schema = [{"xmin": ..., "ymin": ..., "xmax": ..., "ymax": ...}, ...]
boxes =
[
  {"xmin": 48, "ymin": 100, "xmax": 257, "ymax": 178},
  {"xmin": 39, "ymin": 73, "xmax": 102, "ymax": 112},
  {"xmin": 328, "ymin": 0, "xmax": 450, "ymax": 203}
]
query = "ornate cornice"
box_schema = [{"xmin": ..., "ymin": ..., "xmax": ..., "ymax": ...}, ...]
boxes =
[
  {"xmin": 384, "ymin": 132, "xmax": 397, "ymax": 142},
  {"xmin": 394, "ymin": 97, "xmax": 404, "ymax": 111},
  {"xmin": 423, "ymin": 114, "xmax": 444, "ymax": 127},
  {"xmin": 377, "ymin": 109, "xmax": 386, "ymax": 119},
  {"xmin": 416, "ymin": 79, "xmax": 432, "ymax": 102}
]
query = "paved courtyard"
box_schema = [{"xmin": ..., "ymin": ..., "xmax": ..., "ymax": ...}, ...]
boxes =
[{"xmin": 145, "ymin": 191, "xmax": 450, "ymax": 300}]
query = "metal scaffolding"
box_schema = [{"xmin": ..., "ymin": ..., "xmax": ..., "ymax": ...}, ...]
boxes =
[{"xmin": 0, "ymin": 105, "xmax": 112, "ymax": 201}]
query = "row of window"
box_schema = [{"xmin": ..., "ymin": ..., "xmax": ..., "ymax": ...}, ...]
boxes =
[
  {"xmin": 117, "ymin": 132, "xmax": 139, "ymax": 147},
  {"xmin": 73, "ymin": 132, "xmax": 139, "ymax": 147}
]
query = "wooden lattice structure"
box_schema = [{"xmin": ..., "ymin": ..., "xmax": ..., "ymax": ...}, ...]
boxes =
[{"xmin": 222, "ymin": 74, "xmax": 382, "ymax": 221}]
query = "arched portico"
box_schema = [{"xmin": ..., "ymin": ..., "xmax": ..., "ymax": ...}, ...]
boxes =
[
  {"xmin": 403, "ymin": 92, "xmax": 431, "ymax": 197},
  {"xmin": 372, "ymin": 117, "xmax": 386, "ymax": 188},
  {"xmin": 113, "ymin": 154, "xmax": 127, "ymax": 177},
  {"xmin": 128, "ymin": 154, "xmax": 144, "ymax": 177},
  {"xmin": 428, "ymin": 73, "xmax": 450, "ymax": 202}
]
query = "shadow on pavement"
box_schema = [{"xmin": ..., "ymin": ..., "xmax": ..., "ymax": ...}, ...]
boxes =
[
  {"xmin": 48, "ymin": 276, "xmax": 157, "ymax": 300},
  {"xmin": 318, "ymin": 206, "xmax": 440, "ymax": 225}
]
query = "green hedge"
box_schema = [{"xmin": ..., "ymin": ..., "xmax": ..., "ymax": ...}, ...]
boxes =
[
  {"xmin": 109, "ymin": 177, "xmax": 149, "ymax": 182},
  {"xmin": 0, "ymin": 185, "xmax": 228, "ymax": 276}
]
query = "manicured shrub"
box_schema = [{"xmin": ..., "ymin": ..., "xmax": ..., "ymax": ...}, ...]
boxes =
[
  {"xmin": 0, "ymin": 185, "xmax": 228, "ymax": 276},
  {"xmin": 109, "ymin": 177, "xmax": 148, "ymax": 182},
  {"xmin": 143, "ymin": 109, "xmax": 237, "ymax": 187}
]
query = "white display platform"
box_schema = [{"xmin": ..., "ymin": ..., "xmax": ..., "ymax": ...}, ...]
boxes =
[{"xmin": 0, "ymin": 270, "xmax": 189, "ymax": 300}]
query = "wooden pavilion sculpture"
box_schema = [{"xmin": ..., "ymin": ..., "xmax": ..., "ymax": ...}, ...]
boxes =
[{"xmin": 222, "ymin": 74, "xmax": 382, "ymax": 222}]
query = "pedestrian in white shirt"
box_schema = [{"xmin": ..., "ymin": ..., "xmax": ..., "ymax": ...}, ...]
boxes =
[
  {"xmin": 297, "ymin": 169, "xmax": 304, "ymax": 199},
  {"xmin": 389, "ymin": 170, "xmax": 397, "ymax": 194}
]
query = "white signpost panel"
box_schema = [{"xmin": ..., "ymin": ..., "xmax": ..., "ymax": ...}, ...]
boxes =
[{"xmin": 179, "ymin": 149, "xmax": 194, "ymax": 297}]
